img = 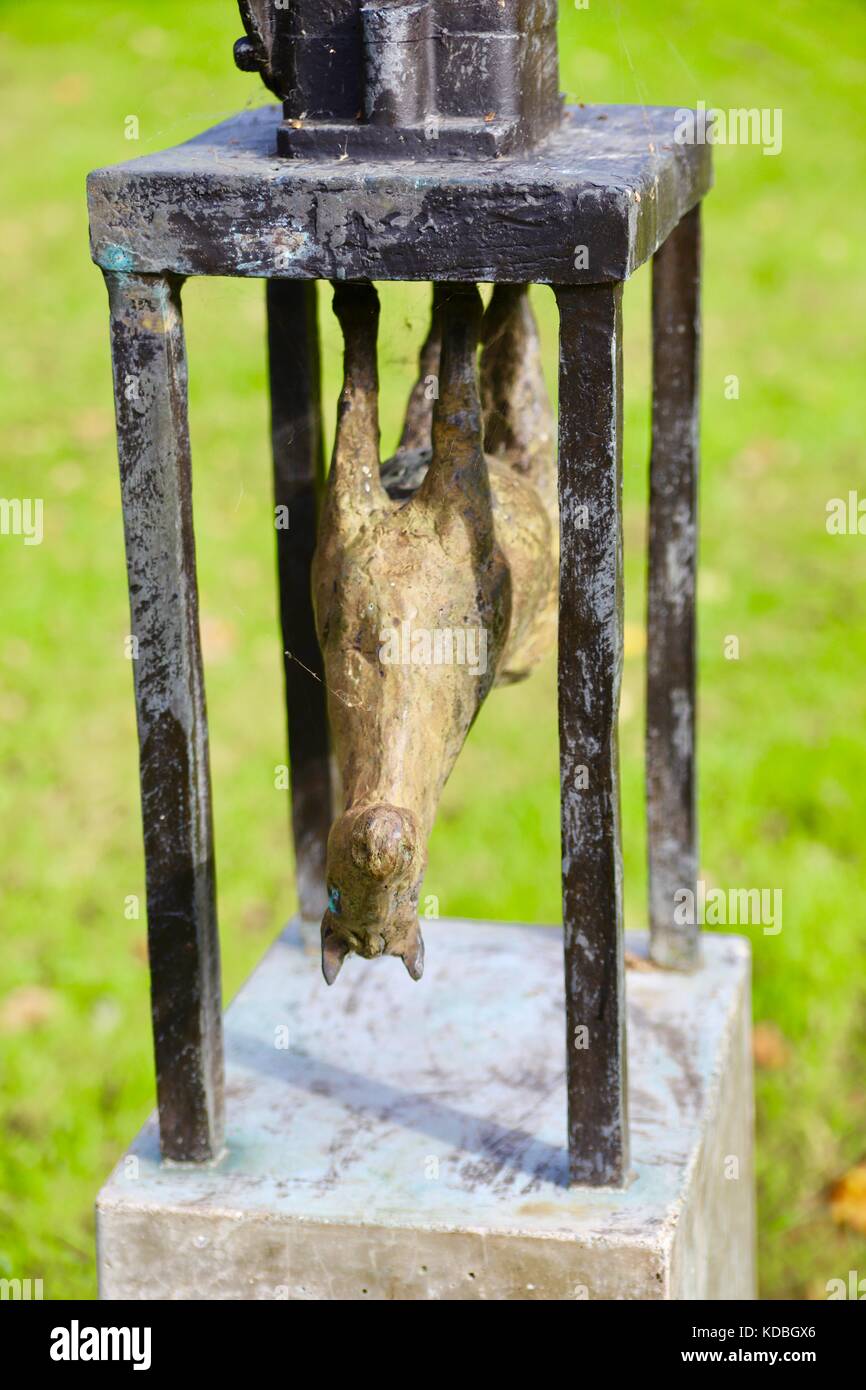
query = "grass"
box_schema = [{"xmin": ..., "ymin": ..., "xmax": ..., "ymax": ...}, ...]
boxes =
[{"xmin": 1, "ymin": 0, "xmax": 865, "ymax": 1300}]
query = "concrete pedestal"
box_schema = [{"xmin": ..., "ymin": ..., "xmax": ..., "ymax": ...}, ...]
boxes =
[{"xmin": 96, "ymin": 920, "xmax": 755, "ymax": 1300}]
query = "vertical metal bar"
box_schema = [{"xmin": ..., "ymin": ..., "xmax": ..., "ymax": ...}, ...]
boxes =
[
  {"xmin": 104, "ymin": 270, "xmax": 224, "ymax": 1163},
  {"xmin": 647, "ymin": 204, "xmax": 701, "ymax": 970},
  {"xmin": 555, "ymin": 282, "xmax": 628, "ymax": 1187},
  {"xmin": 266, "ymin": 280, "xmax": 332, "ymax": 928}
]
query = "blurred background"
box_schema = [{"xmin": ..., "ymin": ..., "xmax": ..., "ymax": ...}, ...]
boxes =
[{"xmin": 1, "ymin": 0, "xmax": 864, "ymax": 1299}]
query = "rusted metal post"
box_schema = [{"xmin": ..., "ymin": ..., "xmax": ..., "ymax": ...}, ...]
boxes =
[
  {"xmin": 266, "ymin": 279, "xmax": 332, "ymax": 925},
  {"xmin": 647, "ymin": 205, "xmax": 701, "ymax": 970},
  {"xmin": 104, "ymin": 270, "xmax": 224, "ymax": 1163},
  {"xmin": 555, "ymin": 282, "xmax": 628, "ymax": 1187}
]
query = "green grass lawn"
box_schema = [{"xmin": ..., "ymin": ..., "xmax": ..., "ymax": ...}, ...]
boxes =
[{"xmin": 1, "ymin": 0, "xmax": 865, "ymax": 1299}]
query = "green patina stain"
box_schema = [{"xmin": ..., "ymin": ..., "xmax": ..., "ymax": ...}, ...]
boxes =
[{"xmin": 103, "ymin": 244, "xmax": 134, "ymax": 271}]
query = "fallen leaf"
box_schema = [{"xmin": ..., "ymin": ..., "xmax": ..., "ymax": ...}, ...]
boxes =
[
  {"xmin": 0, "ymin": 985, "xmax": 60, "ymax": 1033},
  {"xmin": 830, "ymin": 1164, "xmax": 866, "ymax": 1235},
  {"xmin": 752, "ymin": 1021, "xmax": 789, "ymax": 1070}
]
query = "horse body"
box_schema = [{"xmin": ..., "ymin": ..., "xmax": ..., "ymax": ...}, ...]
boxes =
[{"xmin": 312, "ymin": 282, "xmax": 557, "ymax": 982}]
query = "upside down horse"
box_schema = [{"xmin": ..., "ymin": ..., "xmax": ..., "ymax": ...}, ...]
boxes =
[{"xmin": 312, "ymin": 280, "xmax": 558, "ymax": 983}]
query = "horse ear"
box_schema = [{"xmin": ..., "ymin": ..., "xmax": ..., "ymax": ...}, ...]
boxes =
[
  {"xmin": 321, "ymin": 923, "xmax": 349, "ymax": 985},
  {"xmin": 401, "ymin": 922, "xmax": 425, "ymax": 981}
]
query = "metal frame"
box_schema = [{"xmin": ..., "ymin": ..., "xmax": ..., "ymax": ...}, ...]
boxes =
[
  {"xmin": 92, "ymin": 103, "xmax": 707, "ymax": 1181},
  {"xmin": 266, "ymin": 281, "xmax": 333, "ymax": 925}
]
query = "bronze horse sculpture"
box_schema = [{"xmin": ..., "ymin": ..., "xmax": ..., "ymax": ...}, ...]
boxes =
[{"xmin": 313, "ymin": 281, "xmax": 557, "ymax": 983}]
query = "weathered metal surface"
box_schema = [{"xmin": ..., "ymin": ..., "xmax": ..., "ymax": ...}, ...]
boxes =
[
  {"xmin": 266, "ymin": 280, "xmax": 332, "ymax": 928},
  {"xmin": 104, "ymin": 271, "xmax": 224, "ymax": 1163},
  {"xmin": 235, "ymin": 1, "xmax": 560, "ymax": 160},
  {"xmin": 314, "ymin": 282, "xmax": 556, "ymax": 981},
  {"xmin": 555, "ymin": 282, "xmax": 627, "ymax": 1187},
  {"xmin": 87, "ymin": 104, "xmax": 711, "ymax": 284},
  {"xmin": 647, "ymin": 207, "xmax": 701, "ymax": 970},
  {"xmin": 96, "ymin": 922, "xmax": 755, "ymax": 1300},
  {"xmin": 237, "ymin": 1, "xmax": 363, "ymax": 116},
  {"xmin": 360, "ymin": 2, "xmax": 436, "ymax": 128}
]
